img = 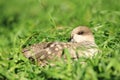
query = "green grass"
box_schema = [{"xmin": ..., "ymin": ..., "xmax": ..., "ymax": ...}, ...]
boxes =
[{"xmin": 0, "ymin": 0, "xmax": 120, "ymax": 80}]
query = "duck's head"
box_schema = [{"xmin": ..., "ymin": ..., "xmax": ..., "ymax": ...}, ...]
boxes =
[{"xmin": 70, "ymin": 26, "xmax": 95, "ymax": 43}]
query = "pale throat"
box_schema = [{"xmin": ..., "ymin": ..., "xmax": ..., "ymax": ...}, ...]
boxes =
[{"xmin": 73, "ymin": 34, "xmax": 95, "ymax": 43}]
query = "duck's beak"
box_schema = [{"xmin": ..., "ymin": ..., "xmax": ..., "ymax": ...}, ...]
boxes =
[{"xmin": 68, "ymin": 37, "xmax": 74, "ymax": 42}]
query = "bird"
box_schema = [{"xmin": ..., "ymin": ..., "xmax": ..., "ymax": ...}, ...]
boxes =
[{"xmin": 22, "ymin": 26, "xmax": 98, "ymax": 66}]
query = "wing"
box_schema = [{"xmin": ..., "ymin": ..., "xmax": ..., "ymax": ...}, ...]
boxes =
[
  {"xmin": 22, "ymin": 42, "xmax": 52, "ymax": 58},
  {"xmin": 22, "ymin": 42, "xmax": 74, "ymax": 59},
  {"xmin": 22, "ymin": 42, "xmax": 68, "ymax": 66}
]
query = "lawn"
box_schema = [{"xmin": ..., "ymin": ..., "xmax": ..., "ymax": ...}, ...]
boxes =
[{"xmin": 0, "ymin": 0, "xmax": 120, "ymax": 80}]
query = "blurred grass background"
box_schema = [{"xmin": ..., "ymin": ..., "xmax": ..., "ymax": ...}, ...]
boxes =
[{"xmin": 0, "ymin": 0, "xmax": 120, "ymax": 80}]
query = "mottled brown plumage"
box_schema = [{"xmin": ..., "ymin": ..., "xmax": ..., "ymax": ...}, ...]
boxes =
[{"xmin": 22, "ymin": 26, "xmax": 98, "ymax": 66}]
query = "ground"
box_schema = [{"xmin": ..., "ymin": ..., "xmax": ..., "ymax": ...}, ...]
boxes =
[{"xmin": 0, "ymin": 0, "xmax": 120, "ymax": 80}]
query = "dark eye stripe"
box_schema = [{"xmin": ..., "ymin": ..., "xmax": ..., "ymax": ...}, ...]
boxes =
[{"xmin": 77, "ymin": 31, "xmax": 84, "ymax": 35}]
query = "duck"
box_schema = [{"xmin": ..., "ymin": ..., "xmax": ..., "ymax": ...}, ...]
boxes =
[{"xmin": 22, "ymin": 26, "xmax": 98, "ymax": 66}]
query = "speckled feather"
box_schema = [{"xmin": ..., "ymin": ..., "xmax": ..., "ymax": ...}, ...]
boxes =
[{"xmin": 22, "ymin": 41, "xmax": 98, "ymax": 65}]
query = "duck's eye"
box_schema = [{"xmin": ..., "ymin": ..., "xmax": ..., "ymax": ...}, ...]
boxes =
[{"xmin": 77, "ymin": 31, "xmax": 84, "ymax": 35}]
